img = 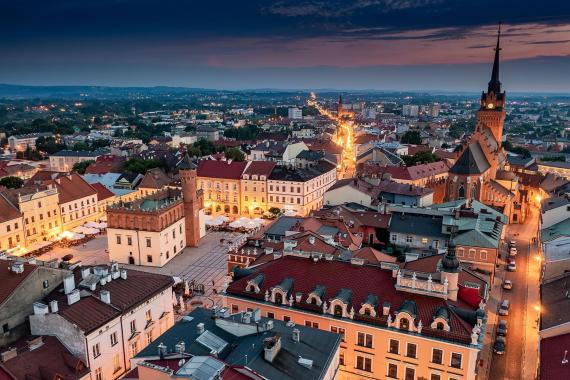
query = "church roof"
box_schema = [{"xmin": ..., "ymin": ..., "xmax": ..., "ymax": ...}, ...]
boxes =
[{"xmin": 450, "ymin": 142, "xmax": 490, "ymax": 175}]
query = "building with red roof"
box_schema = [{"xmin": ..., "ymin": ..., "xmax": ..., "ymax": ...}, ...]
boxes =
[
  {"xmin": 224, "ymin": 242, "xmax": 488, "ymax": 380},
  {"xmin": 30, "ymin": 264, "xmax": 174, "ymax": 380},
  {"xmin": 197, "ymin": 159, "xmax": 249, "ymax": 216},
  {"xmin": 84, "ymin": 154, "xmax": 126, "ymax": 174}
]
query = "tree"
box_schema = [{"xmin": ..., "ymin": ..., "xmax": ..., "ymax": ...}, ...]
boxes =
[
  {"xmin": 401, "ymin": 151, "xmax": 440, "ymax": 166},
  {"xmin": 0, "ymin": 176, "xmax": 24, "ymax": 189},
  {"xmin": 541, "ymin": 155, "xmax": 566, "ymax": 162},
  {"xmin": 400, "ymin": 130, "xmax": 421, "ymax": 144},
  {"xmin": 72, "ymin": 160, "xmax": 94, "ymax": 174},
  {"xmin": 124, "ymin": 157, "xmax": 165, "ymax": 174},
  {"xmin": 73, "ymin": 142, "xmax": 90, "ymax": 151},
  {"xmin": 224, "ymin": 147, "xmax": 245, "ymax": 161},
  {"xmin": 193, "ymin": 139, "xmax": 217, "ymax": 156},
  {"xmin": 510, "ymin": 146, "xmax": 531, "ymax": 158},
  {"xmin": 223, "ymin": 125, "xmax": 259, "ymax": 141}
]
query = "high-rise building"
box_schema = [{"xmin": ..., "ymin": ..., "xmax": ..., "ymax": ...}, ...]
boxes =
[
  {"xmin": 288, "ymin": 107, "xmax": 303, "ymax": 119},
  {"xmin": 402, "ymin": 104, "xmax": 419, "ymax": 117}
]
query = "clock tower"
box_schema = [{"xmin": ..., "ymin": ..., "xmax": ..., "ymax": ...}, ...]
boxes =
[{"xmin": 478, "ymin": 23, "xmax": 506, "ymax": 143}]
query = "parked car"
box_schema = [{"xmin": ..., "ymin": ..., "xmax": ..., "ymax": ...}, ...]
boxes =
[
  {"xmin": 497, "ymin": 320, "xmax": 508, "ymax": 336},
  {"xmin": 508, "ymin": 262, "xmax": 517, "ymax": 272},
  {"xmin": 503, "ymin": 280, "xmax": 513, "ymax": 290},
  {"xmin": 494, "ymin": 336, "xmax": 506, "ymax": 355},
  {"xmin": 509, "ymin": 247, "xmax": 518, "ymax": 256},
  {"xmin": 509, "ymin": 240, "xmax": 516, "ymax": 247},
  {"xmin": 499, "ymin": 300, "xmax": 510, "ymax": 316}
]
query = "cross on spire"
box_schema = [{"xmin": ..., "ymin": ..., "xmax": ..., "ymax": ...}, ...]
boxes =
[{"xmin": 488, "ymin": 22, "xmax": 502, "ymax": 94}]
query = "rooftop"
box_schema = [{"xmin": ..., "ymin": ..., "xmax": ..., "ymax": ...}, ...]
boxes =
[
  {"xmin": 197, "ymin": 159, "xmax": 248, "ymax": 180},
  {"xmin": 540, "ymin": 332, "xmax": 570, "ymax": 380},
  {"xmin": 135, "ymin": 307, "xmax": 340, "ymax": 380},
  {"xmin": 541, "ymin": 273, "xmax": 570, "ymax": 330},
  {"xmin": 268, "ymin": 161, "xmax": 336, "ymax": 182}
]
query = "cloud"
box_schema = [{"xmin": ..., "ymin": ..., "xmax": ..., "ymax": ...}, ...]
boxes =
[{"xmin": 526, "ymin": 39, "xmax": 570, "ymax": 45}]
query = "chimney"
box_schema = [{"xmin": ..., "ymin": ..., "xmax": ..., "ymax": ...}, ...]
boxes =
[
  {"xmin": 157, "ymin": 343, "xmax": 167, "ymax": 359},
  {"xmin": 33, "ymin": 302, "xmax": 49, "ymax": 315},
  {"xmin": 67, "ymin": 289, "xmax": 80, "ymax": 306},
  {"xmin": 175, "ymin": 341, "xmax": 186, "ymax": 354},
  {"xmin": 10, "ymin": 261, "xmax": 24, "ymax": 274},
  {"xmin": 263, "ymin": 335, "xmax": 282, "ymax": 363},
  {"xmin": 197, "ymin": 323, "xmax": 205, "ymax": 334},
  {"xmin": 292, "ymin": 328, "xmax": 300, "ymax": 343},
  {"xmin": 49, "ymin": 300, "xmax": 59, "ymax": 313},
  {"xmin": 120, "ymin": 269, "xmax": 128, "ymax": 280},
  {"xmin": 27, "ymin": 336, "xmax": 43, "ymax": 350},
  {"xmin": 1, "ymin": 348, "xmax": 17, "ymax": 362},
  {"xmin": 81, "ymin": 267, "xmax": 91, "ymax": 279},
  {"xmin": 63, "ymin": 275, "xmax": 75, "ymax": 295},
  {"xmin": 100, "ymin": 290, "xmax": 111, "ymax": 304}
]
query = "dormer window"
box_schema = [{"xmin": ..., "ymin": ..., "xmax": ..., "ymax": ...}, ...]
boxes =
[
  {"xmin": 430, "ymin": 306, "xmax": 451, "ymax": 332},
  {"xmin": 400, "ymin": 318, "xmax": 410, "ymax": 330},
  {"xmin": 436, "ymin": 322, "xmax": 445, "ymax": 330},
  {"xmin": 333, "ymin": 305, "xmax": 343, "ymax": 316},
  {"xmin": 275, "ymin": 292, "xmax": 283, "ymax": 305},
  {"xmin": 245, "ymin": 273, "xmax": 264, "ymax": 294},
  {"xmin": 306, "ymin": 284, "xmax": 326, "ymax": 306}
]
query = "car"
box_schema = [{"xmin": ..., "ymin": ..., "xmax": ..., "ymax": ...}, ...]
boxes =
[
  {"xmin": 509, "ymin": 247, "xmax": 518, "ymax": 255},
  {"xmin": 494, "ymin": 336, "xmax": 506, "ymax": 355},
  {"xmin": 497, "ymin": 320, "xmax": 508, "ymax": 336},
  {"xmin": 503, "ymin": 280, "xmax": 513, "ymax": 290},
  {"xmin": 499, "ymin": 300, "xmax": 510, "ymax": 316},
  {"xmin": 508, "ymin": 262, "xmax": 517, "ymax": 272},
  {"xmin": 509, "ymin": 240, "xmax": 516, "ymax": 247}
]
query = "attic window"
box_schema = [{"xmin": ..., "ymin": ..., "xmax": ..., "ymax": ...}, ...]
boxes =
[{"xmin": 436, "ymin": 322, "xmax": 445, "ymax": 330}]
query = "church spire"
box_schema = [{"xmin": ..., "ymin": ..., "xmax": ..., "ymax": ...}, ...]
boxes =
[{"xmin": 488, "ymin": 22, "xmax": 502, "ymax": 94}]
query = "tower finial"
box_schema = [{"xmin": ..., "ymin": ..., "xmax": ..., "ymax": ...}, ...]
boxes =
[{"xmin": 488, "ymin": 22, "xmax": 502, "ymax": 94}]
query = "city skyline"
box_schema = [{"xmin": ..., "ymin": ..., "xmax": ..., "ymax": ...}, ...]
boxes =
[{"xmin": 1, "ymin": 0, "xmax": 570, "ymax": 92}]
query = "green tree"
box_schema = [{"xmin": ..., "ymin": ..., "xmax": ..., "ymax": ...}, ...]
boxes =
[
  {"xmin": 73, "ymin": 142, "xmax": 90, "ymax": 151},
  {"xmin": 72, "ymin": 160, "xmax": 95, "ymax": 174},
  {"xmin": 0, "ymin": 176, "xmax": 24, "ymax": 189},
  {"xmin": 400, "ymin": 130, "xmax": 421, "ymax": 144},
  {"xmin": 541, "ymin": 155, "xmax": 566, "ymax": 162},
  {"xmin": 401, "ymin": 151, "xmax": 440, "ymax": 166},
  {"xmin": 124, "ymin": 158, "xmax": 165, "ymax": 174},
  {"xmin": 224, "ymin": 147, "xmax": 245, "ymax": 161}
]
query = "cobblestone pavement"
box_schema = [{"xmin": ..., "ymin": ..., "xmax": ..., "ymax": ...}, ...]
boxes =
[{"xmin": 36, "ymin": 231, "xmax": 247, "ymax": 308}]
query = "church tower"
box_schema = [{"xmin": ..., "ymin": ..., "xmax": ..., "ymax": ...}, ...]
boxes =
[
  {"xmin": 477, "ymin": 23, "xmax": 506, "ymax": 143},
  {"xmin": 179, "ymin": 154, "xmax": 202, "ymax": 247},
  {"xmin": 337, "ymin": 94, "xmax": 343, "ymax": 116}
]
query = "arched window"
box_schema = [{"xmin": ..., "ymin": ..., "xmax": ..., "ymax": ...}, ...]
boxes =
[
  {"xmin": 399, "ymin": 318, "xmax": 409, "ymax": 330},
  {"xmin": 215, "ymin": 205, "xmax": 221, "ymax": 212},
  {"xmin": 224, "ymin": 205, "xmax": 230, "ymax": 213},
  {"xmin": 436, "ymin": 322, "xmax": 445, "ymax": 330},
  {"xmin": 232, "ymin": 206, "xmax": 238, "ymax": 214},
  {"xmin": 275, "ymin": 293, "xmax": 283, "ymax": 304},
  {"xmin": 458, "ymin": 184, "xmax": 465, "ymax": 199},
  {"xmin": 334, "ymin": 305, "xmax": 343, "ymax": 316},
  {"xmin": 363, "ymin": 307, "xmax": 371, "ymax": 316}
]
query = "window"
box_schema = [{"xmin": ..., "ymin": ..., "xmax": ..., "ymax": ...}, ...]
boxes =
[
  {"xmin": 94, "ymin": 368, "xmax": 102, "ymax": 380},
  {"xmin": 6, "ymin": 225, "xmax": 10, "ymax": 232},
  {"xmin": 450, "ymin": 352, "xmax": 462, "ymax": 369},
  {"xmin": 432, "ymin": 348, "xmax": 443, "ymax": 364},
  {"xmin": 110, "ymin": 332, "xmax": 118, "ymax": 346},
  {"xmin": 116, "ymin": 235, "xmax": 122, "ymax": 244},
  {"xmin": 2, "ymin": 324, "xmax": 8, "ymax": 333},
  {"xmin": 147, "ymin": 255, "xmax": 153, "ymax": 263},
  {"xmin": 145, "ymin": 310, "xmax": 152, "ymax": 321},
  {"xmin": 387, "ymin": 363, "xmax": 398, "ymax": 378},
  {"xmin": 92, "ymin": 343, "xmax": 101, "ymax": 358},
  {"xmin": 406, "ymin": 235, "xmax": 413, "ymax": 243},
  {"xmin": 331, "ymin": 326, "xmax": 346, "ymax": 342},
  {"xmin": 389, "ymin": 339, "xmax": 399, "ymax": 354},
  {"xmin": 130, "ymin": 320, "xmax": 137, "ymax": 333},
  {"xmin": 356, "ymin": 355, "xmax": 372, "ymax": 372},
  {"xmin": 304, "ymin": 321, "xmax": 318, "ymax": 328},
  {"xmin": 127, "ymin": 236, "xmax": 132, "ymax": 246},
  {"xmin": 357, "ymin": 332, "xmax": 373, "ymax": 348},
  {"xmin": 405, "ymin": 367, "xmax": 415, "ymax": 380},
  {"xmin": 339, "ymin": 351, "xmax": 345, "ymax": 365},
  {"xmin": 146, "ymin": 331, "xmax": 153, "ymax": 344},
  {"xmin": 113, "ymin": 353, "xmax": 121, "ymax": 373},
  {"xmin": 283, "ymin": 315, "xmax": 291, "ymax": 323},
  {"xmin": 421, "ymin": 237, "xmax": 428, "ymax": 244},
  {"xmin": 334, "ymin": 304, "xmax": 343, "ymax": 316},
  {"xmin": 400, "ymin": 317, "xmax": 410, "ymax": 330},
  {"xmin": 146, "ymin": 238, "xmax": 151, "ymax": 248},
  {"xmin": 231, "ymin": 304, "xmax": 239, "ymax": 314},
  {"xmin": 406, "ymin": 343, "xmax": 417, "ymax": 358},
  {"xmin": 430, "ymin": 374, "xmax": 441, "ymax": 380},
  {"xmin": 131, "ymin": 341, "xmax": 139, "ymax": 356},
  {"xmin": 267, "ymin": 312, "xmax": 275, "ymax": 319}
]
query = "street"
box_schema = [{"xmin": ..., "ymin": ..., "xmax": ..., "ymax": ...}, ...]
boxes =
[{"xmin": 487, "ymin": 206, "xmax": 541, "ymax": 380}]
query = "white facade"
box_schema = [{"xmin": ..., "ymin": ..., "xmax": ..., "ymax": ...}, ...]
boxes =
[
  {"xmin": 288, "ymin": 108, "xmax": 303, "ymax": 120},
  {"xmin": 50, "ymin": 153, "xmax": 100, "ymax": 172},
  {"xmin": 267, "ymin": 166, "xmax": 336, "ymax": 216},
  {"xmin": 324, "ymin": 185, "xmax": 373, "ymax": 208},
  {"xmin": 107, "ymin": 218, "xmax": 186, "ymax": 267},
  {"xmin": 60, "ymin": 193, "xmax": 99, "ymax": 230},
  {"xmin": 541, "ymin": 201, "xmax": 570, "ymax": 229}
]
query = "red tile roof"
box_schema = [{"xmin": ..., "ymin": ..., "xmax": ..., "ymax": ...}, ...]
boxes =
[
  {"xmin": 197, "ymin": 159, "xmax": 248, "ymax": 180},
  {"xmin": 358, "ymin": 161, "xmax": 449, "ymax": 181},
  {"xmin": 227, "ymin": 255, "xmax": 479, "ymax": 345},
  {"xmin": 0, "ymin": 193, "xmax": 22, "ymax": 224},
  {"xmin": 51, "ymin": 174, "xmax": 98, "ymax": 204},
  {"xmin": 138, "ymin": 168, "xmax": 174, "ymax": 189},
  {"xmin": 243, "ymin": 161, "xmax": 276, "ymax": 177},
  {"xmin": 352, "ymin": 247, "xmax": 397, "ymax": 264},
  {"xmin": 85, "ymin": 154, "xmax": 125, "ymax": 174},
  {"xmin": 90, "ymin": 182, "xmax": 115, "ymax": 201},
  {"xmin": 45, "ymin": 266, "xmax": 174, "ymax": 334},
  {"xmin": 0, "ymin": 261, "xmax": 37, "ymax": 307},
  {"xmin": 0, "ymin": 336, "xmax": 89, "ymax": 380},
  {"xmin": 540, "ymin": 333, "xmax": 570, "ymax": 380}
]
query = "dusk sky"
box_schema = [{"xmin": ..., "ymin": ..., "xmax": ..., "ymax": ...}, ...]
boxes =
[{"xmin": 1, "ymin": 0, "xmax": 570, "ymax": 92}]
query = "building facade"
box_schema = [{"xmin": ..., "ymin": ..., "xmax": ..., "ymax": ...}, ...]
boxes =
[
  {"xmin": 197, "ymin": 159, "xmax": 248, "ymax": 217},
  {"xmin": 240, "ymin": 161, "xmax": 275, "ymax": 216}
]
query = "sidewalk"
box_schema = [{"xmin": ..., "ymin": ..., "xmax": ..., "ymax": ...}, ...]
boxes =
[
  {"xmin": 478, "ymin": 258, "xmax": 507, "ymax": 380},
  {"xmin": 523, "ymin": 238, "xmax": 540, "ymax": 380}
]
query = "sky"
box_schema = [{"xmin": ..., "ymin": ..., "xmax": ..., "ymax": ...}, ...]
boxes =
[{"xmin": 1, "ymin": 0, "xmax": 570, "ymax": 92}]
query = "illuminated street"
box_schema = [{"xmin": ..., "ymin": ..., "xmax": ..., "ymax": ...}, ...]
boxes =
[{"xmin": 308, "ymin": 93, "xmax": 356, "ymax": 179}]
